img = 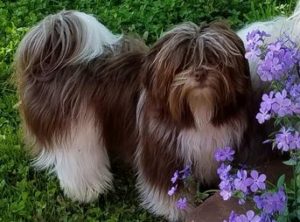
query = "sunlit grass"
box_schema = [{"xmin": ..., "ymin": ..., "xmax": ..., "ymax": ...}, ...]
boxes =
[{"xmin": 0, "ymin": 0, "xmax": 296, "ymax": 220}]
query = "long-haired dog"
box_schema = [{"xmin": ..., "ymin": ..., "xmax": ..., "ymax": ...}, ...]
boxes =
[
  {"xmin": 15, "ymin": 10, "xmax": 147, "ymax": 202},
  {"xmin": 15, "ymin": 10, "xmax": 259, "ymax": 222},
  {"xmin": 135, "ymin": 22, "xmax": 253, "ymax": 220},
  {"xmin": 238, "ymin": 0, "xmax": 300, "ymax": 90}
]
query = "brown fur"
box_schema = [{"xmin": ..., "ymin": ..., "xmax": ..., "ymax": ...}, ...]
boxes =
[
  {"xmin": 15, "ymin": 11, "xmax": 148, "ymax": 163},
  {"xmin": 135, "ymin": 21, "xmax": 253, "ymax": 220},
  {"xmin": 15, "ymin": 11, "xmax": 269, "ymax": 221},
  {"xmin": 138, "ymin": 21, "xmax": 251, "ymax": 189}
]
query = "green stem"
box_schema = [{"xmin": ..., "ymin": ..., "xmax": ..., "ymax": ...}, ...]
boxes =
[{"xmin": 203, "ymin": 189, "xmax": 218, "ymax": 194}]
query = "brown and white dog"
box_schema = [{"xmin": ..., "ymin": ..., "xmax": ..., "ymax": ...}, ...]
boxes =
[
  {"xmin": 16, "ymin": 10, "xmax": 260, "ymax": 222},
  {"xmin": 135, "ymin": 22, "xmax": 254, "ymax": 220},
  {"xmin": 15, "ymin": 10, "xmax": 147, "ymax": 202}
]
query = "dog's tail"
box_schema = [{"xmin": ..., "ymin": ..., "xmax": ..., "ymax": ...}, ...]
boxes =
[
  {"xmin": 15, "ymin": 10, "xmax": 120, "ymax": 82},
  {"xmin": 14, "ymin": 10, "xmax": 122, "ymax": 147}
]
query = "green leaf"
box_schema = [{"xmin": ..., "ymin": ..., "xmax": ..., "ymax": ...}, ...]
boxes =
[
  {"xmin": 283, "ymin": 159, "xmax": 297, "ymax": 166},
  {"xmin": 276, "ymin": 215, "xmax": 288, "ymax": 222},
  {"xmin": 277, "ymin": 174, "xmax": 286, "ymax": 188},
  {"xmin": 296, "ymin": 163, "xmax": 300, "ymax": 174}
]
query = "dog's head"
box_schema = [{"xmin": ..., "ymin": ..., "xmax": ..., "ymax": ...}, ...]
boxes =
[{"xmin": 143, "ymin": 22, "xmax": 251, "ymax": 127}]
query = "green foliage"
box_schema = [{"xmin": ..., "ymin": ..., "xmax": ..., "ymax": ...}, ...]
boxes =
[{"xmin": 0, "ymin": 0, "xmax": 297, "ymax": 221}]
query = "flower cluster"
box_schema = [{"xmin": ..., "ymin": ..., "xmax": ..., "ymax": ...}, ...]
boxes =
[
  {"xmin": 246, "ymin": 30, "xmax": 299, "ymax": 82},
  {"xmin": 247, "ymin": 30, "xmax": 300, "ymax": 127},
  {"xmin": 257, "ymin": 40, "xmax": 298, "ymax": 81},
  {"xmin": 215, "ymin": 147, "xmax": 267, "ymax": 202},
  {"xmin": 167, "ymin": 165, "xmax": 191, "ymax": 210},
  {"xmin": 254, "ymin": 188, "xmax": 286, "ymax": 216},
  {"xmin": 275, "ymin": 127, "xmax": 300, "ymax": 151},
  {"xmin": 256, "ymin": 89, "xmax": 300, "ymax": 124},
  {"xmin": 215, "ymin": 147, "xmax": 287, "ymax": 222},
  {"xmin": 224, "ymin": 210, "xmax": 261, "ymax": 222},
  {"xmin": 245, "ymin": 30, "xmax": 269, "ymax": 60},
  {"xmin": 217, "ymin": 29, "xmax": 299, "ymax": 222}
]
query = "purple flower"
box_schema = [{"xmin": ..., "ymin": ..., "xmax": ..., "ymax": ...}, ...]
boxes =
[
  {"xmin": 247, "ymin": 170, "xmax": 266, "ymax": 192},
  {"xmin": 217, "ymin": 163, "xmax": 232, "ymax": 180},
  {"xmin": 176, "ymin": 197, "xmax": 187, "ymax": 209},
  {"xmin": 291, "ymin": 102, "xmax": 300, "ymax": 114},
  {"xmin": 260, "ymin": 92, "xmax": 274, "ymax": 111},
  {"xmin": 270, "ymin": 57, "xmax": 283, "ymax": 74},
  {"xmin": 168, "ymin": 185, "xmax": 177, "ymax": 196},
  {"xmin": 225, "ymin": 210, "xmax": 261, "ymax": 222},
  {"xmin": 275, "ymin": 127, "xmax": 294, "ymax": 151},
  {"xmin": 282, "ymin": 49, "xmax": 297, "ymax": 69},
  {"xmin": 288, "ymin": 83, "xmax": 300, "ymax": 102},
  {"xmin": 256, "ymin": 108, "xmax": 271, "ymax": 124},
  {"xmin": 224, "ymin": 211, "xmax": 237, "ymax": 222},
  {"xmin": 268, "ymin": 41, "xmax": 281, "ymax": 52},
  {"xmin": 215, "ymin": 147, "xmax": 235, "ymax": 162},
  {"xmin": 236, "ymin": 210, "xmax": 261, "ymax": 222},
  {"xmin": 171, "ymin": 170, "xmax": 179, "ymax": 184},
  {"xmin": 245, "ymin": 47, "xmax": 261, "ymax": 60},
  {"xmin": 245, "ymin": 30, "xmax": 269, "ymax": 60},
  {"xmin": 219, "ymin": 177, "xmax": 233, "ymax": 201},
  {"xmin": 179, "ymin": 165, "xmax": 191, "ymax": 179},
  {"xmin": 271, "ymin": 90, "xmax": 292, "ymax": 117},
  {"xmin": 233, "ymin": 170, "xmax": 252, "ymax": 193},
  {"xmin": 238, "ymin": 198, "xmax": 246, "ymax": 205},
  {"xmin": 259, "ymin": 214, "xmax": 273, "ymax": 222},
  {"xmin": 257, "ymin": 39, "xmax": 298, "ymax": 82},
  {"xmin": 293, "ymin": 131, "xmax": 300, "ymax": 149},
  {"xmin": 219, "ymin": 177, "xmax": 232, "ymax": 190},
  {"xmin": 254, "ymin": 188, "xmax": 287, "ymax": 214},
  {"xmin": 220, "ymin": 189, "xmax": 232, "ymax": 201},
  {"xmin": 246, "ymin": 30, "xmax": 268, "ymax": 46},
  {"xmin": 257, "ymin": 58, "xmax": 274, "ymax": 81}
]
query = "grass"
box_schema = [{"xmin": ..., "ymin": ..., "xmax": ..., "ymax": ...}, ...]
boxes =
[{"xmin": 0, "ymin": 0, "xmax": 297, "ymax": 221}]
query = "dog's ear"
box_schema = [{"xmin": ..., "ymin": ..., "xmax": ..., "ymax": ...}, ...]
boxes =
[
  {"xmin": 206, "ymin": 22, "xmax": 252, "ymax": 125},
  {"xmin": 142, "ymin": 25, "xmax": 197, "ymax": 127}
]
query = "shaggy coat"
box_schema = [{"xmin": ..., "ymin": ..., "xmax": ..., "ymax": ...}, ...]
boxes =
[
  {"xmin": 15, "ymin": 10, "xmax": 272, "ymax": 221},
  {"xmin": 135, "ymin": 22, "xmax": 254, "ymax": 220},
  {"xmin": 15, "ymin": 10, "xmax": 147, "ymax": 202}
]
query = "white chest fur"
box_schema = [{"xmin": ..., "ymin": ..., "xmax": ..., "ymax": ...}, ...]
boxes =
[{"xmin": 177, "ymin": 117, "xmax": 246, "ymax": 184}]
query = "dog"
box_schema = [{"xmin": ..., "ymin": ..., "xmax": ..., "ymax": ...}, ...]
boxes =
[
  {"xmin": 15, "ymin": 10, "xmax": 148, "ymax": 203},
  {"xmin": 15, "ymin": 10, "xmax": 265, "ymax": 221},
  {"xmin": 135, "ymin": 21, "xmax": 253, "ymax": 221}
]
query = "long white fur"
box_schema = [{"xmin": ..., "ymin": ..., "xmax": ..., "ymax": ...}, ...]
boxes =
[
  {"xmin": 178, "ymin": 116, "xmax": 246, "ymax": 183},
  {"xmin": 33, "ymin": 112, "xmax": 112, "ymax": 202},
  {"xmin": 136, "ymin": 172, "xmax": 187, "ymax": 221},
  {"xmin": 72, "ymin": 11, "xmax": 122, "ymax": 63},
  {"xmin": 24, "ymin": 11, "xmax": 120, "ymax": 202}
]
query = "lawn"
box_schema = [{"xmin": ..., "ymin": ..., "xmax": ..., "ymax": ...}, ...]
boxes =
[{"xmin": 0, "ymin": 0, "xmax": 297, "ymax": 221}]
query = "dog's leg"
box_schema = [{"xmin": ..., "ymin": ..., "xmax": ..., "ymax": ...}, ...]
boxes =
[
  {"xmin": 136, "ymin": 168, "xmax": 189, "ymax": 221},
  {"xmin": 33, "ymin": 114, "xmax": 112, "ymax": 203}
]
